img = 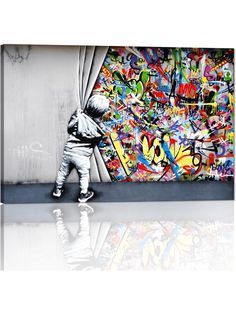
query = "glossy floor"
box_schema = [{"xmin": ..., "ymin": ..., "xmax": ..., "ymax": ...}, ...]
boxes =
[{"xmin": 1, "ymin": 201, "xmax": 234, "ymax": 270}]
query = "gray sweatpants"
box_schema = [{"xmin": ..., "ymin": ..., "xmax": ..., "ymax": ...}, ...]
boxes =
[{"xmin": 56, "ymin": 149, "xmax": 91, "ymax": 193}]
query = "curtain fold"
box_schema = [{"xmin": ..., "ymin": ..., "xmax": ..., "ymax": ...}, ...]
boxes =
[{"xmin": 76, "ymin": 46, "xmax": 111, "ymax": 182}]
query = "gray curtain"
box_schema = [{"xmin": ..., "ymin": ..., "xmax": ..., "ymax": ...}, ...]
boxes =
[{"xmin": 76, "ymin": 46, "xmax": 111, "ymax": 183}]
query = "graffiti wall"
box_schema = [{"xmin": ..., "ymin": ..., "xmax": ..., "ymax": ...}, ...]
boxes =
[{"xmin": 93, "ymin": 47, "xmax": 234, "ymax": 182}]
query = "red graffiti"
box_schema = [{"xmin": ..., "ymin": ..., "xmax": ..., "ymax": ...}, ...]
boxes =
[{"xmin": 178, "ymin": 83, "xmax": 197, "ymax": 99}]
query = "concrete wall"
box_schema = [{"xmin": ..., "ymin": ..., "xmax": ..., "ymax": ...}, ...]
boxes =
[{"xmin": 3, "ymin": 45, "xmax": 84, "ymax": 183}]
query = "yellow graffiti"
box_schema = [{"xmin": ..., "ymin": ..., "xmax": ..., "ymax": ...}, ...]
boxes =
[
  {"xmin": 210, "ymin": 60, "xmax": 228, "ymax": 71},
  {"xmin": 141, "ymin": 134, "xmax": 200, "ymax": 174},
  {"xmin": 227, "ymin": 131, "xmax": 234, "ymax": 142},
  {"xmin": 141, "ymin": 136, "xmax": 166, "ymax": 164},
  {"xmin": 111, "ymin": 131, "xmax": 202, "ymax": 177},
  {"xmin": 228, "ymin": 93, "xmax": 234, "ymax": 112},
  {"xmin": 101, "ymin": 66, "xmax": 111, "ymax": 77}
]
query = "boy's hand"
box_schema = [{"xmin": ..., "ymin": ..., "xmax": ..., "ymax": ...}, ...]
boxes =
[{"xmin": 76, "ymin": 108, "xmax": 83, "ymax": 115}]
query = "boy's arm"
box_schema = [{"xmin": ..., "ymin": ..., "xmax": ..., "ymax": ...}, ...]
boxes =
[{"xmin": 67, "ymin": 110, "xmax": 78, "ymax": 134}]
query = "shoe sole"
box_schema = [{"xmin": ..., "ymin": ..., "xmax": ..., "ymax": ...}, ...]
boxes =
[
  {"xmin": 52, "ymin": 192, "xmax": 62, "ymax": 198},
  {"xmin": 78, "ymin": 191, "xmax": 94, "ymax": 203},
  {"xmin": 52, "ymin": 189, "xmax": 64, "ymax": 198}
]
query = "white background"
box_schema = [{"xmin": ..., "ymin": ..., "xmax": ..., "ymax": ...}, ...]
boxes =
[{"xmin": 0, "ymin": 1, "xmax": 235, "ymax": 313}]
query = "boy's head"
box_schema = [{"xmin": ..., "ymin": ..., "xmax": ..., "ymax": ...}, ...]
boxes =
[{"xmin": 85, "ymin": 95, "xmax": 109, "ymax": 118}]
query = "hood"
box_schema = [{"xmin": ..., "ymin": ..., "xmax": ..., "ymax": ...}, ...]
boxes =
[{"xmin": 76, "ymin": 112, "xmax": 104, "ymax": 139}]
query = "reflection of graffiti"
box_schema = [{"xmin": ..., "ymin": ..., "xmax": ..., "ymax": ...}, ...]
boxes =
[
  {"xmin": 93, "ymin": 47, "xmax": 234, "ymax": 181},
  {"xmin": 99, "ymin": 221, "xmax": 233, "ymax": 270}
]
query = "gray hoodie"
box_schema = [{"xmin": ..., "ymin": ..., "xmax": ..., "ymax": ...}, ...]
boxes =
[{"xmin": 64, "ymin": 109, "xmax": 105, "ymax": 156}]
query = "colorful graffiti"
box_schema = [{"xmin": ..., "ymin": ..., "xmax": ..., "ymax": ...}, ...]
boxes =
[
  {"xmin": 98, "ymin": 220, "xmax": 233, "ymax": 270},
  {"xmin": 93, "ymin": 47, "xmax": 234, "ymax": 182}
]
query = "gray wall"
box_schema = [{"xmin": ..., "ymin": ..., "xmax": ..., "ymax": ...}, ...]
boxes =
[{"xmin": 3, "ymin": 45, "xmax": 87, "ymax": 183}]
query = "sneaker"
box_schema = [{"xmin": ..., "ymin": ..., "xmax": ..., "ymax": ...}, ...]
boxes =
[
  {"xmin": 78, "ymin": 190, "xmax": 94, "ymax": 203},
  {"xmin": 78, "ymin": 203, "xmax": 94, "ymax": 215},
  {"xmin": 52, "ymin": 208, "xmax": 63, "ymax": 218},
  {"xmin": 52, "ymin": 186, "xmax": 64, "ymax": 198}
]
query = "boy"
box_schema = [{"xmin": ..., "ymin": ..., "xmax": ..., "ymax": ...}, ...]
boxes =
[{"xmin": 53, "ymin": 94, "xmax": 109, "ymax": 202}]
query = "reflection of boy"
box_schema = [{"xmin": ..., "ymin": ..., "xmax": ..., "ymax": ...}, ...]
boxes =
[
  {"xmin": 53, "ymin": 95, "xmax": 109, "ymax": 202},
  {"xmin": 53, "ymin": 205, "xmax": 98, "ymax": 270}
]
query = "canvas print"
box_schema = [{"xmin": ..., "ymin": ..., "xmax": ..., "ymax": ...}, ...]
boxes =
[{"xmin": 1, "ymin": 45, "xmax": 234, "ymax": 203}]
